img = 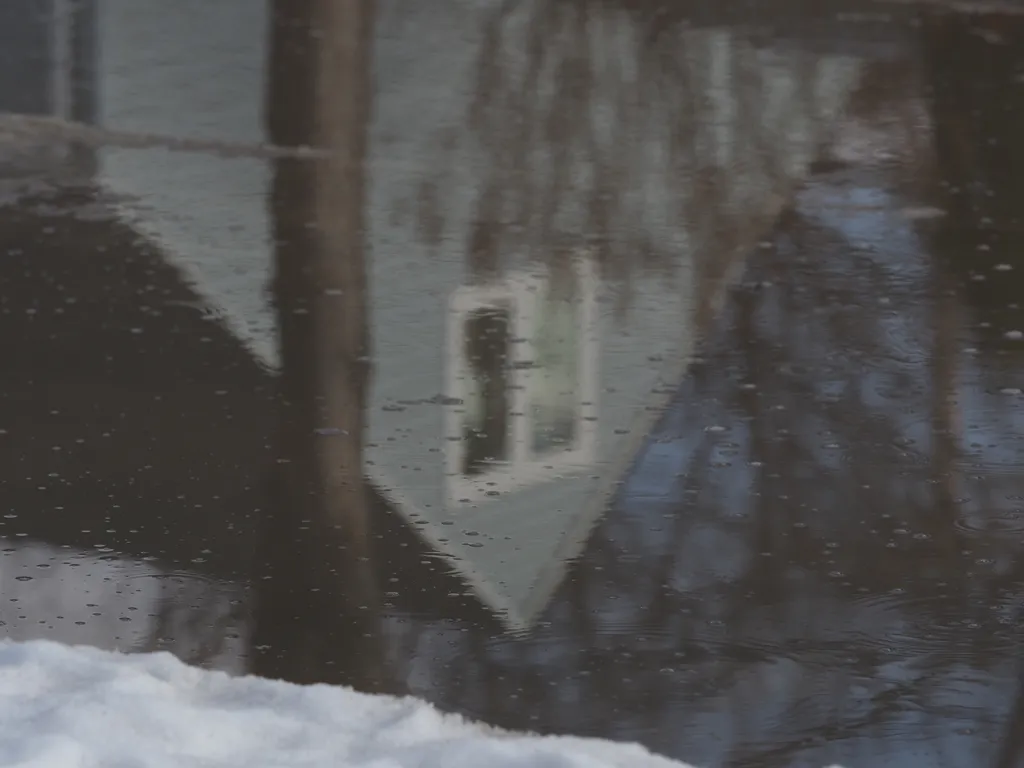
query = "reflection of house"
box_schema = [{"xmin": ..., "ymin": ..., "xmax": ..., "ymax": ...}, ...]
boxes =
[
  {"xmin": 0, "ymin": 0, "xmax": 96, "ymax": 181},
  {"xmin": 0, "ymin": 537, "xmax": 247, "ymax": 672},
  {"xmin": 38, "ymin": 0, "xmax": 868, "ymax": 629}
]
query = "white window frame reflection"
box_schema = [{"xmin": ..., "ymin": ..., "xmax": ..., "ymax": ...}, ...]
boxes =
[{"xmin": 444, "ymin": 256, "xmax": 599, "ymax": 507}]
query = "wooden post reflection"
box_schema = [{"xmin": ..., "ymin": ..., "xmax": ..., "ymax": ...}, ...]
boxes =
[{"xmin": 250, "ymin": 0, "xmax": 387, "ymax": 692}]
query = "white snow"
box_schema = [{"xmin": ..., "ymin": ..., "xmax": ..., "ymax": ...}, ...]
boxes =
[{"xmin": 0, "ymin": 639, "xmax": 688, "ymax": 768}]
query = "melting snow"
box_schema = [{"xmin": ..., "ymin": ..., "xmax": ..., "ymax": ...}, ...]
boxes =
[{"xmin": 0, "ymin": 640, "xmax": 691, "ymax": 768}]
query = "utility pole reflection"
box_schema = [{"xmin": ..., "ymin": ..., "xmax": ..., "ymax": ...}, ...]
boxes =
[{"xmin": 250, "ymin": 0, "xmax": 390, "ymax": 693}]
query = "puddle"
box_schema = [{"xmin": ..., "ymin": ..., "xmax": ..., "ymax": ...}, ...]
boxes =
[{"xmin": 3, "ymin": 1, "xmax": 1024, "ymax": 766}]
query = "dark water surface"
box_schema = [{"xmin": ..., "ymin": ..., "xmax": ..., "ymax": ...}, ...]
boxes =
[{"xmin": 3, "ymin": 1, "xmax": 1024, "ymax": 766}]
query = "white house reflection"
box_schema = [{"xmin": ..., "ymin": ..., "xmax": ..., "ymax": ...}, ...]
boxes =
[
  {"xmin": 445, "ymin": 256, "xmax": 599, "ymax": 506},
  {"xmin": 0, "ymin": 537, "xmax": 247, "ymax": 672},
  {"xmin": 61, "ymin": 0, "xmax": 872, "ymax": 631}
]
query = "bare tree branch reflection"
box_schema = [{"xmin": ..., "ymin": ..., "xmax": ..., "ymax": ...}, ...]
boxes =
[{"xmin": 418, "ymin": 0, "xmax": 839, "ymax": 323}]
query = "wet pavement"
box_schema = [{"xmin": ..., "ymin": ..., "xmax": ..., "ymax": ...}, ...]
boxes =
[{"xmin": 4, "ymin": 0, "xmax": 1024, "ymax": 766}]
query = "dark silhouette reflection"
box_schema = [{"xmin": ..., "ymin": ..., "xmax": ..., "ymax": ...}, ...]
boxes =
[
  {"xmin": 924, "ymin": 9, "xmax": 1024, "ymax": 357},
  {"xmin": 920, "ymin": 10, "xmax": 1024, "ymax": 768},
  {"xmin": 248, "ymin": 0, "xmax": 388, "ymax": 691},
  {"xmin": 0, "ymin": 187, "xmax": 267, "ymax": 666}
]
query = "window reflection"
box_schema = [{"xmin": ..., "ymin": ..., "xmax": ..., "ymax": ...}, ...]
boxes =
[{"xmin": 445, "ymin": 256, "xmax": 598, "ymax": 506}]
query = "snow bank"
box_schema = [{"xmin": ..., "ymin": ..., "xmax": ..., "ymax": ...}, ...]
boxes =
[{"xmin": 0, "ymin": 640, "xmax": 687, "ymax": 768}]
